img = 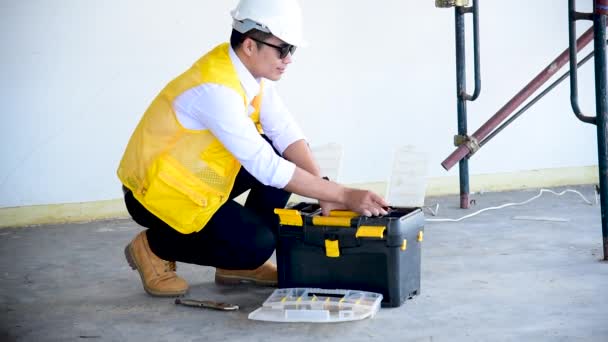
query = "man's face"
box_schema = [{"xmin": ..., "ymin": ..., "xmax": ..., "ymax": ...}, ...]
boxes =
[{"xmin": 248, "ymin": 36, "xmax": 294, "ymax": 81}]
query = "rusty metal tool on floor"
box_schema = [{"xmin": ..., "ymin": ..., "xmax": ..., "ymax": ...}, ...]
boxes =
[{"xmin": 174, "ymin": 298, "xmax": 239, "ymax": 311}]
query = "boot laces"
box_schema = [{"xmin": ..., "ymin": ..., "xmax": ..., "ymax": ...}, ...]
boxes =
[{"xmin": 164, "ymin": 261, "xmax": 177, "ymax": 272}]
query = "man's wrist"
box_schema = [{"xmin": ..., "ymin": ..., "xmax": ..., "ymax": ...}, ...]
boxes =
[{"xmin": 338, "ymin": 187, "xmax": 349, "ymax": 206}]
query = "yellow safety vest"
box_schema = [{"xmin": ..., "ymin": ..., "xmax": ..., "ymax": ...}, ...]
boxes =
[{"xmin": 117, "ymin": 43, "xmax": 263, "ymax": 234}]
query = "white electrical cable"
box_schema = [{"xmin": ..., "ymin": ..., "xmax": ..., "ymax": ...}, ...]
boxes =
[
  {"xmin": 422, "ymin": 203, "xmax": 440, "ymax": 216},
  {"xmin": 425, "ymin": 188, "xmax": 595, "ymax": 223}
]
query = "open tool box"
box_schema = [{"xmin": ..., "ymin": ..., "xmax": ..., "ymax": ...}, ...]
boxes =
[{"xmin": 274, "ymin": 203, "xmax": 425, "ymax": 307}]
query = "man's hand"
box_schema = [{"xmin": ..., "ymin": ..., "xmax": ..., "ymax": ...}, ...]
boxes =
[
  {"xmin": 343, "ymin": 188, "xmax": 389, "ymax": 217},
  {"xmin": 320, "ymin": 190, "xmax": 388, "ymax": 217},
  {"xmin": 319, "ymin": 200, "xmax": 346, "ymax": 216},
  {"xmin": 285, "ymin": 168, "xmax": 389, "ymax": 217}
]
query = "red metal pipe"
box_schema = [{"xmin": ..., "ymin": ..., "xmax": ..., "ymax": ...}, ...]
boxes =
[{"xmin": 441, "ymin": 26, "xmax": 597, "ymax": 171}]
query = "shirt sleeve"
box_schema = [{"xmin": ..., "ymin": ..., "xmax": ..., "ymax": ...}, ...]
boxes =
[
  {"xmin": 174, "ymin": 83, "xmax": 296, "ymax": 188},
  {"xmin": 259, "ymin": 81, "xmax": 306, "ymax": 154}
]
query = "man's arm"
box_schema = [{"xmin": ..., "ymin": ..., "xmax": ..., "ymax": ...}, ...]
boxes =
[
  {"xmin": 282, "ymin": 140, "xmax": 388, "ymax": 216},
  {"xmin": 261, "ymin": 85, "xmax": 388, "ymax": 216},
  {"xmin": 283, "ymin": 167, "xmax": 388, "ymax": 217},
  {"xmin": 282, "ymin": 139, "xmax": 347, "ymax": 215},
  {"xmin": 282, "ymin": 139, "xmax": 320, "ymax": 177},
  {"xmin": 179, "ymin": 84, "xmax": 296, "ymax": 188}
]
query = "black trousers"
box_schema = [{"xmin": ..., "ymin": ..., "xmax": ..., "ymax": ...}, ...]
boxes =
[{"xmin": 124, "ymin": 140, "xmax": 291, "ymax": 270}]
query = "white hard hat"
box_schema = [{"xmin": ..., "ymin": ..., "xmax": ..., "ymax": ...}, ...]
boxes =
[{"xmin": 231, "ymin": 0, "xmax": 306, "ymax": 47}]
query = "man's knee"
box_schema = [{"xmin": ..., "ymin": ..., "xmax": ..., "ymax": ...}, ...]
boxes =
[{"xmin": 239, "ymin": 228, "xmax": 276, "ymax": 269}]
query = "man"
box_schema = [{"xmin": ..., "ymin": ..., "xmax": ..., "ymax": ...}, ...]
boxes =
[{"xmin": 118, "ymin": 0, "xmax": 389, "ymax": 297}]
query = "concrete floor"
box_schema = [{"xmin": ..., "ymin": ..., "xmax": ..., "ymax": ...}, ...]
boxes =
[{"xmin": 1, "ymin": 185, "xmax": 607, "ymax": 342}]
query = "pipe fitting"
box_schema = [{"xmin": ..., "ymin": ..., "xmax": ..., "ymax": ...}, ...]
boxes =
[
  {"xmin": 465, "ymin": 136, "xmax": 480, "ymax": 155},
  {"xmin": 435, "ymin": 0, "xmax": 469, "ymax": 8}
]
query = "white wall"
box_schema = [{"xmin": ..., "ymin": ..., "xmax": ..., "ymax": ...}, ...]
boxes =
[{"xmin": 0, "ymin": 0, "xmax": 600, "ymax": 208}]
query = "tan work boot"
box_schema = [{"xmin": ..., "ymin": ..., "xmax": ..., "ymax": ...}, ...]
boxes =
[
  {"xmin": 215, "ymin": 260, "xmax": 277, "ymax": 286},
  {"xmin": 124, "ymin": 231, "xmax": 189, "ymax": 297}
]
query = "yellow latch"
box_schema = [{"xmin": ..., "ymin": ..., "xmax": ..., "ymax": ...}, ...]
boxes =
[
  {"xmin": 401, "ymin": 239, "xmax": 407, "ymax": 251},
  {"xmin": 325, "ymin": 239, "xmax": 340, "ymax": 257},
  {"xmin": 356, "ymin": 226, "xmax": 386, "ymax": 239},
  {"xmin": 418, "ymin": 231, "xmax": 424, "ymax": 242},
  {"xmin": 274, "ymin": 209, "xmax": 303, "ymax": 226}
]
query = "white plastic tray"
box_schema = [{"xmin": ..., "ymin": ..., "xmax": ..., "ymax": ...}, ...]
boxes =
[{"xmin": 248, "ymin": 288, "xmax": 382, "ymax": 323}]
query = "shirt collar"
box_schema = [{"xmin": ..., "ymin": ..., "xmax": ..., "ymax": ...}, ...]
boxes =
[{"xmin": 228, "ymin": 45, "xmax": 261, "ymax": 103}]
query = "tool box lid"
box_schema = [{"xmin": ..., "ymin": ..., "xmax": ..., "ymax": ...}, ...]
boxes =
[{"xmin": 275, "ymin": 203, "xmax": 424, "ymax": 247}]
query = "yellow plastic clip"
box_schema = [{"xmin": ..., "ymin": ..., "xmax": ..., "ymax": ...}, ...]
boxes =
[
  {"xmin": 418, "ymin": 231, "xmax": 424, "ymax": 242},
  {"xmin": 274, "ymin": 208, "xmax": 303, "ymax": 226},
  {"xmin": 325, "ymin": 239, "xmax": 340, "ymax": 257},
  {"xmin": 356, "ymin": 226, "xmax": 386, "ymax": 239},
  {"xmin": 401, "ymin": 239, "xmax": 407, "ymax": 251}
]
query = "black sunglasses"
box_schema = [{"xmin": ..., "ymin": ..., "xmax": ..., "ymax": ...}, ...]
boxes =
[{"xmin": 247, "ymin": 37, "xmax": 296, "ymax": 59}]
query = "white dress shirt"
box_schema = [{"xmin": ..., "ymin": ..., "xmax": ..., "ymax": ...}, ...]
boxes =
[{"xmin": 173, "ymin": 45, "xmax": 304, "ymax": 188}]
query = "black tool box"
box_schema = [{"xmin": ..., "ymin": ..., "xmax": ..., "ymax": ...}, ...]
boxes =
[{"xmin": 274, "ymin": 203, "xmax": 425, "ymax": 307}]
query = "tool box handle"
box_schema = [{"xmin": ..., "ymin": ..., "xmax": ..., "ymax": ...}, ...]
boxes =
[
  {"xmin": 328, "ymin": 210, "xmax": 359, "ymax": 218},
  {"xmin": 312, "ymin": 216, "xmax": 354, "ymax": 227}
]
